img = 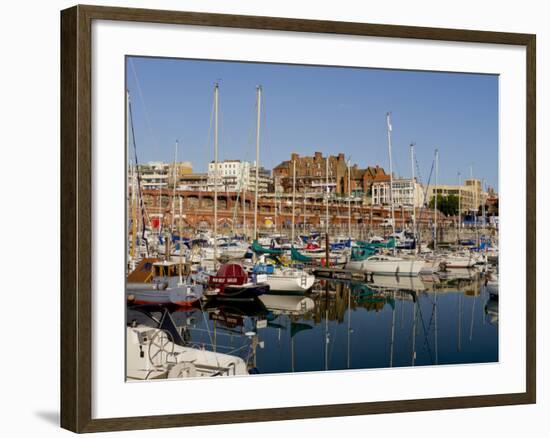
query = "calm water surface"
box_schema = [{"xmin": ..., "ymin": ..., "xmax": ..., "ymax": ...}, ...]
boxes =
[{"xmin": 128, "ymin": 269, "xmax": 498, "ymax": 375}]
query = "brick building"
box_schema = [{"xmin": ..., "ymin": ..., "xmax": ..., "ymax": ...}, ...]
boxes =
[
  {"xmin": 343, "ymin": 165, "xmax": 388, "ymax": 198},
  {"xmin": 273, "ymin": 152, "xmax": 388, "ymax": 201},
  {"xmin": 273, "ymin": 152, "xmax": 348, "ymax": 195}
]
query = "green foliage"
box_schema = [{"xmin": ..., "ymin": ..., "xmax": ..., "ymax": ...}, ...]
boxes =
[{"xmin": 429, "ymin": 194, "xmax": 459, "ymax": 216}]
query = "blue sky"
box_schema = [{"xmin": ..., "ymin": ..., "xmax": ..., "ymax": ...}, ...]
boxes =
[{"xmin": 126, "ymin": 56, "xmax": 498, "ymax": 189}]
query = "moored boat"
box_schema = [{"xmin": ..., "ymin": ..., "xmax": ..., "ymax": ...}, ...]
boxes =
[
  {"xmin": 126, "ymin": 258, "xmax": 203, "ymax": 307},
  {"xmin": 251, "ymin": 263, "xmax": 315, "ymax": 292},
  {"xmin": 127, "ymin": 325, "xmax": 248, "ymax": 380},
  {"xmin": 208, "ymin": 263, "xmax": 269, "ymax": 300},
  {"xmin": 350, "ymin": 254, "xmax": 425, "ymax": 276}
]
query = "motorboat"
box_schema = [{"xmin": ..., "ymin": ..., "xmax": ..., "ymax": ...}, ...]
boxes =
[
  {"xmin": 126, "ymin": 259, "xmax": 203, "ymax": 307},
  {"xmin": 348, "ymin": 254, "xmax": 425, "ymax": 276},
  {"xmin": 251, "ymin": 263, "xmax": 315, "ymax": 292}
]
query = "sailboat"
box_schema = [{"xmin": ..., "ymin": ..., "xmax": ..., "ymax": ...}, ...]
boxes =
[{"xmin": 354, "ymin": 113, "xmax": 425, "ymax": 276}]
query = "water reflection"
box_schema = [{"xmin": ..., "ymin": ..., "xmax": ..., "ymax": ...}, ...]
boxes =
[{"xmin": 127, "ymin": 270, "xmax": 498, "ymax": 376}]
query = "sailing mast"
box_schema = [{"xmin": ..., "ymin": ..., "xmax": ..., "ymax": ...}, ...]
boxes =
[
  {"xmin": 170, "ymin": 140, "xmax": 179, "ymax": 232},
  {"xmin": 291, "ymin": 159, "xmax": 296, "ymax": 244},
  {"xmin": 410, "ymin": 143, "xmax": 417, "ymax": 248},
  {"xmin": 253, "ymin": 85, "xmax": 262, "ymax": 240},
  {"xmin": 126, "ymin": 90, "xmax": 134, "ymax": 264},
  {"xmin": 386, "ymin": 113, "xmax": 396, "ymax": 255},
  {"xmin": 481, "ymin": 178, "xmax": 486, "ymax": 228},
  {"xmin": 178, "ymin": 196, "xmax": 183, "ymax": 285},
  {"xmin": 434, "ymin": 148, "xmax": 439, "ymax": 251},
  {"xmin": 243, "ymin": 189, "xmax": 246, "ymax": 238},
  {"xmin": 213, "ymin": 83, "xmax": 219, "ymax": 262},
  {"xmin": 456, "ymin": 172, "xmax": 462, "ymax": 243},
  {"xmin": 347, "ymin": 158, "xmax": 352, "ymax": 240},
  {"xmin": 303, "ymin": 191, "xmax": 306, "ymax": 234},
  {"xmin": 325, "ymin": 156, "xmax": 329, "ymax": 236}
]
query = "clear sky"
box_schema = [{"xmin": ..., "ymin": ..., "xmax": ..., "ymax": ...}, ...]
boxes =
[{"xmin": 126, "ymin": 56, "xmax": 498, "ymax": 190}]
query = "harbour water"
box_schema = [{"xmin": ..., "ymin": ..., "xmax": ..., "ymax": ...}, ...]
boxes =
[{"xmin": 127, "ymin": 270, "xmax": 498, "ymax": 376}]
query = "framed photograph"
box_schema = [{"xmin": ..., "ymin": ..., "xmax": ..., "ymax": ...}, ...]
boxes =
[{"xmin": 60, "ymin": 4, "xmax": 536, "ymax": 433}]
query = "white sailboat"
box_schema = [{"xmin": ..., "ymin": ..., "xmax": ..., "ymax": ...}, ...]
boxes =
[{"xmin": 359, "ymin": 113, "xmax": 424, "ymax": 276}]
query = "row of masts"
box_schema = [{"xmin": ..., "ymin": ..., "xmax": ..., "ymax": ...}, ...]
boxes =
[{"xmin": 129, "ymin": 84, "xmax": 488, "ymax": 258}]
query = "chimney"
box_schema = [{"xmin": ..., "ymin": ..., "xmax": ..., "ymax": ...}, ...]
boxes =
[
  {"xmin": 290, "ymin": 153, "xmax": 299, "ymax": 161},
  {"xmin": 338, "ymin": 153, "xmax": 345, "ymax": 161},
  {"xmin": 314, "ymin": 152, "xmax": 322, "ymax": 160}
]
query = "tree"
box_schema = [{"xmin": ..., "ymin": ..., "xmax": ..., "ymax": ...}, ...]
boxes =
[{"xmin": 429, "ymin": 194, "xmax": 459, "ymax": 216}]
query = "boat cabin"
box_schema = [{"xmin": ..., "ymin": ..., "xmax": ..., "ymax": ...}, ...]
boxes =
[{"xmin": 209, "ymin": 264, "xmax": 248, "ymax": 287}]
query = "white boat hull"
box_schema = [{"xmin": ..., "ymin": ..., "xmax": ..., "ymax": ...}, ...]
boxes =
[
  {"xmin": 265, "ymin": 272, "xmax": 315, "ymax": 292},
  {"xmin": 348, "ymin": 257, "xmax": 425, "ymax": 276}
]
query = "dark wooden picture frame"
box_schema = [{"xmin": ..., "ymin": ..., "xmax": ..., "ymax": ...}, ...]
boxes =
[{"xmin": 60, "ymin": 4, "xmax": 536, "ymax": 433}]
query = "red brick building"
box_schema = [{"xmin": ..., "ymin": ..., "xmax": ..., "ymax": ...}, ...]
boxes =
[{"xmin": 273, "ymin": 151, "xmax": 387, "ymax": 198}]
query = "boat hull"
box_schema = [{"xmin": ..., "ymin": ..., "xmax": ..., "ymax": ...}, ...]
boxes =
[
  {"xmin": 265, "ymin": 273, "xmax": 315, "ymax": 292},
  {"xmin": 348, "ymin": 258, "xmax": 425, "ymax": 276},
  {"xmin": 126, "ymin": 284, "xmax": 203, "ymax": 307},
  {"xmin": 217, "ymin": 284, "xmax": 270, "ymax": 301}
]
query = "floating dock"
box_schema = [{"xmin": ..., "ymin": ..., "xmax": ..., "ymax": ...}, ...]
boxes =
[{"xmin": 312, "ymin": 267, "xmax": 372, "ymax": 281}]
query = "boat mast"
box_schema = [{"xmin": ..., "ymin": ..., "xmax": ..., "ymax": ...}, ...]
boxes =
[
  {"xmin": 213, "ymin": 83, "xmax": 219, "ymax": 262},
  {"xmin": 274, "ymin": 187, "xmax": 278, "ymax": 234},
  {"xmin": 434, "ymin": 148, "xmax": 439, "ymax": 251},
  {"xmin": 458, "ymin": 170, "xmax": 461, "ymax": 240},
  {"xmin": 303, "ymin": 191, "xmax": 306, "ymax": 234},
  {"xmin": 178, "ymin": 196, "xmax": 183, "ymax": 285},
  {"xmin": 243, "ymin": 188, "xmax": 246, "ymax": 238},
  {"xmin": 291, "ymin": 159, "xmax": 296, "ymax": 244},
  {"xmin": 481, "ymin": 178, "xmax": 486, "ymax": 228},
  {"xmin": 131, "ymin": 166, "xmax": 137, "ymax": 265},
  {"xmin": 386, "ymin": 113, "xmax": 396, "ymax": 255},
  {"xmin": 253, "ymin": 85, "xmax": 262, "ymax": 240},
  {"xmin": 158, "ymin": 173, "xmax": 163, "ymax": 241},
  {"xmin": 126, "ymin": 90, "xmax": 134, "ymax": 263},
  {"xmin": 170, "ymin": 140, "xmax": 178, "ymax": 232},
  {"xmin": 347, "ymin": 158, "xmax": 351, "ymax": 240},
  {"xmin": 325, "ymin": 156, "xmax": 329, "ymax": 236},
  {"xmin": 410, "ymin": 143, "xmax": 417, "ymax": 248}
]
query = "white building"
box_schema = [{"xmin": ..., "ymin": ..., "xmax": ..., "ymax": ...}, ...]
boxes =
[
  {"xmin": 372, "ymin": 178, "xmax": 424, "ymax": 208},
  {"xmin": 208, "ymin": 160, "xmax": 250, "ymax": 192},
  {"xmin": 138, "ymin": 161, "xmax": 170, "ymax": 190},
  {"xmin": 137, "ymin": 161, "xmax": 193, "ymax": 190},
  {"xmin": 207, "ymin": 160, "xmax": 271, "ymax": 192}
]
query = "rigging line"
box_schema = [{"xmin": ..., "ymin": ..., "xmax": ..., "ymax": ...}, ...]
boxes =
[
  {"xmin": 128, "ymin": 94, "xmax": 150, "ymax": 256},
  {"xmin": 414, "ymin": 157, "xmax": 435, "ymax": 225},
  {"xmin": 128, "ymin": 58, "xmax": 161, "ymax": 152}
]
